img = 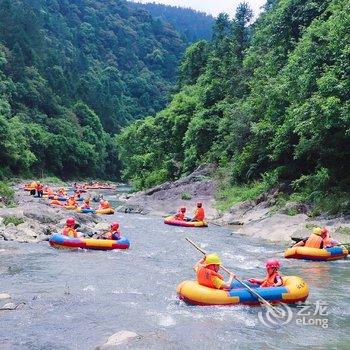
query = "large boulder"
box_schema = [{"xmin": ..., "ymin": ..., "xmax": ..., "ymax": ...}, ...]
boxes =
[{"xmin": 22, "ymin": 204, "xmax": 65, "ymax": 224}]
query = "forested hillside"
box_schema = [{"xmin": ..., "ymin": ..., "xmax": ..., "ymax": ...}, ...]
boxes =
[
  {"xmin": 129, "ymin": 1, "xmax": 214, "ymax": 42},
  {"xmin": 118, "ymin": 0, "xmax": 350, "ymax": 212},
  {"xmin": 0, "ymin": 0, "xmax": 184, "ymax": 179}
]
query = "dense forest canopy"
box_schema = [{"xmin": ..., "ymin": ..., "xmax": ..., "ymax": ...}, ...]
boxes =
[
  {"xmin": 0, "ymin": 0, "xmax": 207, "ymax": 179},
  {"xmin": 118, "ymin": 0, "xmax": 350, "ymax": 211},
  {"xmin": 129, "ymin": 1, "xmax": 215, "ymax": 43}
]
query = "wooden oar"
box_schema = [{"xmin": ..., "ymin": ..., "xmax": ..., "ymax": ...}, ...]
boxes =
[{"xmin": 185, "ymin": 237, "xmax": 282, "ymax": 316}]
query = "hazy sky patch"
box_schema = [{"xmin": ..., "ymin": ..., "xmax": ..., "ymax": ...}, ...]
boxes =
[{"xmin": 132, "ymin": 0, "xmax": 266, "ymax": 17}]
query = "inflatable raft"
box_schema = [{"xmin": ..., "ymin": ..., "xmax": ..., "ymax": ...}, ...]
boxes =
[
  {"xmin": 177, "ymin": 276, "xmax": 308, "ymax": 306},
  {"xmin": 285, "ymin": 246, "xmax": 348, "ymax": 261},
  {"xmin": 95, "ymin": 208, "xmax": 115, "ymax": 215},
  {"xmin": 49, "ymin": 234, "xmax": 130, "ymax": 250},
  {"xmin": 48, "ymin": 195, "xmax": 83, "ymax": 202},
  {"xmin": 65, "ymin": 205, "xmax": 77, "ymax": 210},
  {"xmin": 76, "ymin": 207, "xmax": 96, "ymax": 214},
  {"xmin": 164, "ymin": 216, "xmax": 208, "ymax": 227}
]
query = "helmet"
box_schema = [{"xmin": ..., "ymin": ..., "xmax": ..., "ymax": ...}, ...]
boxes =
[
  {"xmin": 197, "ymin": 202, "xmax": 202, "ymax": 207},
  {"xmin": 266, "ymin": 259, "xmax": 281, "ymax": 269},
  {"xmin": 66, "ymin": 217, "xmax": 75, "ymax": 227},
  {"xmin": 313, "ymin": 227, "xmax": 322, "ymax": 236},
  {"xmin": 111, "ymin": 222, "xmax": 119, "ymax": 230},
  {"xmin": 204, "ymin": 253, "xmax": 221, "ymax": 266},
  {"xmin": 180, "ymin": 207, "xmax": 186, "ymax": 212}
]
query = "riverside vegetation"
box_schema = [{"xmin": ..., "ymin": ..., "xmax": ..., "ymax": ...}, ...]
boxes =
[{"xmin": 118, "ymin": 0, "xmax": 350, "ymax": 214}]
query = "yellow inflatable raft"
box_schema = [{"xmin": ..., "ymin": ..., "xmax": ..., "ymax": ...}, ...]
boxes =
[
  {"xmin": 164, "ymin": 216, "xmax": 208, "ymax": 227},
  {"xmin": 65, "ymin": 205, "xmax": 77, "ymax": 210},
  {"xmin": 177, "ymin": 276, "xmax": 309, "ymax": 306},
  {"xmin": 95, "ymin": 208, "xmax": 115, "ymax": 215},
  {"xmin": 285, "ymin": 246, "xmax": 348, "ymax": 261}
]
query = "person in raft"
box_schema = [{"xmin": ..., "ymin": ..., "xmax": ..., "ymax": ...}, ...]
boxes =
[
  {"xmin": 101, "ymin": 222, "xmax": 121, "ymax": 240},
  {"xmin": 81, "ymin": 198, "xmax": 91, "ymax": 209},
  {"xmin": 174, "ymin": 207, "xmax": 186, "ymax": 221},
  {"xmin": 248, "ymin": 259, "xmax": 283, "ymax": 287},
  {"xmin": 65, "ymin": 195, "xmax": 78, "ymax": 207},
  {"xmin": 63, "ymin": 217, "xmax": 78, "ymax": 238},
  {"xmin": 50, "ymin": 196, "xmax": 62, "ymax": 206},
  {"xmin": 36, "ymin": 182, "xmax": 44, "ymax": 198},
  {"xmin": 193, "ymin": 253, "xmax": 235, "ymax": 290},
  {"xmin": 192, "ymin": 202, "xmax": 205, "ymax": 222},
  {"xmin": 57, "ymin": 187, "xmax": 66, "ymax": 197},
  {"xmin": 98, "ymin": 199, "xmax": 111, "ymax": 210},
  {"xmin": 292, "ymin": 227, "xmax": 340, "ymax": 249}
]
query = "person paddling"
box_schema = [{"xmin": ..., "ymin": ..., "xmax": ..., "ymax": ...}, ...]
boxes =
[
  {"xmin": 193, "ymin": 253, "xmax": 235, "ymax": 290},
  {"xmin": 249, "ymin": 259, "xmax": 283, "ymax": 287},
  {"xmin": 63, "ymin": 217, "xmax": 78, "ymax": 238}
]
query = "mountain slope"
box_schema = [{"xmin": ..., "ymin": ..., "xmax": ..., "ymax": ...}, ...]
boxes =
[
  {"xmin": 0, "ymin": 0, "xmax": 184, "ymax": 178},
  {"xmin": 129, "ymin": 1, "xmax": 214, "ymax": 43}
]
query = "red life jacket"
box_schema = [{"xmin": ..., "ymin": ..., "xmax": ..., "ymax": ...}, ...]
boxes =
[
  {"xmin": 261, "ymin": 271, "xmax": 282, "ymax": 287},
  {"xmin": 305, "ymin": 234, "xmax": 323, "ymax": 248},
  {"xmin": 197, "ymin": 266, "xmax": 224, "ymax": 289}
]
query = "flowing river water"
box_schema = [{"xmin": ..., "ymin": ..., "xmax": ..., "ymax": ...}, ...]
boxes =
[{"xmin": 0, "ymin": 193, "xmax": 349, "ymax": 349}]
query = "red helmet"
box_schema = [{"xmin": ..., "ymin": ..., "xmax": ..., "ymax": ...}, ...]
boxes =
[
  {"xmin": 66, "ymin": 217, "xmax": 75, "ymax": 227},
  {"xmin": 180, "ymin": 207, "xmax": 186, "ymax": 212},
  {"xmin": 197, "ymin": 202, "xmax": 202, "ymax": 207},
  {"xmin": 266, "ymin": 259, "xmax": 280, "ymax": 269},
  {"xmin": 111, "ymin": 222, "xmax": 119, "ymax": 231}
]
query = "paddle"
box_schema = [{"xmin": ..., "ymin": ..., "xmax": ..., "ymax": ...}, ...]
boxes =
[{"xmin": 185, "ymin": 237, "xmax": 282, "ymax": 316}]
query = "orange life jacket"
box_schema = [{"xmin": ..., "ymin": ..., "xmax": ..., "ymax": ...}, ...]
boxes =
[
  {"xmin": 305, "ymin": 234, "xmax": 323, "ymax": 249},
  {"xmin": 261, "ymin": 271, "xmax": 282, "ymax": 287},
  {"xmin": 66, "ymin": 199, "xmax": 77, "ymax": 206},
  {"xmin": 197, "ymin": 266, "xmax": 224, "ymax": 289},
  {"xmin": 175, "ymin": 212, "xmax": 185, "ymax": 221},
  {"xmin": 194, "ymin": 208, "xmax": 205, "ymax": 221},
  {"xmin": 50, "ymin": 200, "xmax": 62, "ymax": 206},
  {"xmin": 101, "ymin": 201, "xmax": 110, "ymax": 209},
  {"xmin": 63, "ymin": 226, "xmax": 77, "ymax": 238},
  {"xmin": 36, "ymin": 184, "xmax": 43, "ymax": 191}
]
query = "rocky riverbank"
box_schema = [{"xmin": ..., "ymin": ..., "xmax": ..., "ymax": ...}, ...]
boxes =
[
  {"xmin": 0, "ymin": 183, "xmax": 110, "ymax": 243},
  {"xmin": 117, "ymin": 165, "xmax": 350, "ymax": 244}
]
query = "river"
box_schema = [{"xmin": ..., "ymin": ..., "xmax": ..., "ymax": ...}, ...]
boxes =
[{"xmin": 0, "ymin": 209, "xmax": 349, "ymax": 349}]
